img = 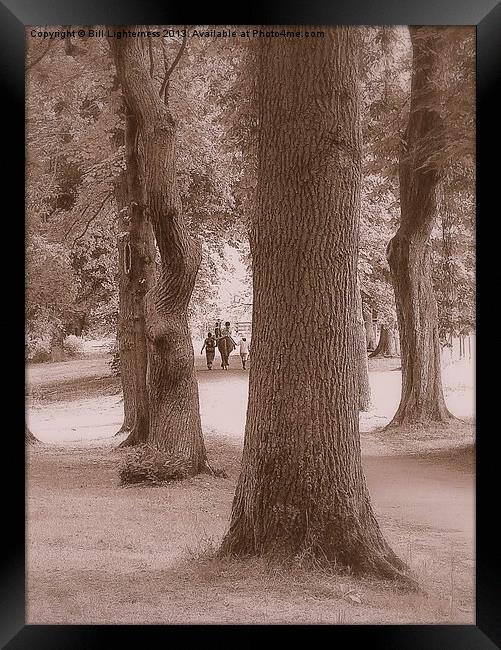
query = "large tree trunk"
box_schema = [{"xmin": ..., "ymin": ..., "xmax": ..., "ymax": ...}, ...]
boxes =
[
  {"xmin": 220, "ymin": 29, "xmax": 411, "ymax": 583},
  {"xmin": 114, "ymin": 173, "xmax": 136, "ymax": 435},
  {"xmin": 357, "ymin": 281, "xmax": 371, "ymax": 411},
  {"xmin": 115, "ymin": 113, "xmax": 156, "ymax": 446},
  {"xmin": 110, "ymin": 34, "xmax": 209, "ymax": 474},
  {"xmin": 438, "ymin": 170, "xmax": 457, "ymax": 345},
  {"xmin": 386, "ymin": 27, "xmax": 453, "ymax": 426},
  {"xmin": 363, "ymin": 304, "xmax": 376, "ymax": 351},
  {"xmin": 369, "ymin": 324, "xmax": 399, "ymax": 358}
]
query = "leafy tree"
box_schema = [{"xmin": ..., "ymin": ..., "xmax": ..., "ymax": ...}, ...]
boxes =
[
  {"xmin": 26, "ymin": 35, "xmax": 121, "ymax": 345},
  {"xmin": 433, "ymin": 166, "xmax": 475, "ymax": 342},
  {"xmin": 358, "ymin": 28, "xmax": 410, "ymax": 355},
  {"xmin": 386, "ymin": 26, "xmax": 474, "ymax": 426},
  {"xmin": 109, "ymin": 32, "xmax": 245, "ymax": 442},
  {"xmin": 26, "ymin": 235, "xmax": 77, "ymax": 360},
  {"xmin": 109, "ymin": 29, "xmax": 215, "ymax": 473}
]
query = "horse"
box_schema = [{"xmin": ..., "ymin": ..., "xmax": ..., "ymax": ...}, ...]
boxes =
[{"xmin": 217, "ymin": 335, "xmax": 235, "ymax": 369}]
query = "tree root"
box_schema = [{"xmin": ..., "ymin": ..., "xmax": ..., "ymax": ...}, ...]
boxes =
[
  {"xmin": 202, "ymin": 458, "xmax": 228, "ymax": 478},
  {"xmin": 219, "ymin": 524, "xmax": 418, "ymax": 590},
  {"xmin": 356, "ymin": 551, "xmax": 418, "ymax": 592},
  {"xmin": 116, "ymin": 426, "xmax": 147, "ymax": 448},
  {"xmin": 114, "ymin": 424, "xmax": 131, "ymax": 437},
  {"xmin": 385, "ymin": 411, "xmax": 456, "ymax": 430}
]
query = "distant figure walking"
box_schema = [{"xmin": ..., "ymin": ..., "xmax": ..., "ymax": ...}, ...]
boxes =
[
  {"xmin": 200, "ymin": 332, "xmax": 217, "ymax": 370},
  {"xmin": 217, "ymin": 321, "xmax": 236, "ymax": 369},
  {"xmin": 214, "ymin": 320, "xmax": 222, "ymax": 339},
  {"xmin": 238, "ymin": 337, "xmax": 250, "ymax": 370}
]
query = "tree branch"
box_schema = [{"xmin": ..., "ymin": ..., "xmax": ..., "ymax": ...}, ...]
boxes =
[
  {"xmin": 159, "ymin": 31, "xmax": 187, "ymax": 102},
  {"xmin": 109, "ymin": 34, "xmax": 199, "ymax": 277},
  {"xmin": 62, "ymin": 202, "xmax": 91, "ymax": 242},
  {"xmin": 71, "ymin": 192, "xmax": 112, "ymax": 247}
]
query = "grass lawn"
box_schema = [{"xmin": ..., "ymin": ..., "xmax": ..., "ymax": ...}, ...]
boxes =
[
  {"xmin": 26, "ymin": 341, "xmax": 475, "ymax": 624},
  {"xmin": 27, "ymin": 433, "xmax": 474, "ymax": 624}
]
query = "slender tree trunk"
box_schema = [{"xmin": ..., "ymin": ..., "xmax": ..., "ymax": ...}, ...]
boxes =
[
  {"xmin": 220, "ymin": 29, "xmax": 411, "ymax": 584},
  {"xmin": 387, "ymin": 328, "xmax": 398, "ymax": 356},
  {"xmin": 363, "ymin": 304, "xmax": 376, "ymax": 351},
  {"xmin": 386, "ymin": 27, "xmax": 453, "ymax": 426},
  {"xmin": 369, "ymin": 324, "xmax": 399, "ymax": 358},
  {"xmin": 394, "ymin": 329, "xmax": 401, "ymax": 356},
  {"xmin": 110, "ymin": 34, "xmax": 209, "ymax": 474},
  {"xmin": 50, "ymin": 326, "xmax": 65, "ymax": 362},
  {"xmin": 115, "ymin": 113, "xmax": 156, "ymax": 446},
  {"xmin": 357, "ymin": 281, "xmax": 371, "ymax": 411}
]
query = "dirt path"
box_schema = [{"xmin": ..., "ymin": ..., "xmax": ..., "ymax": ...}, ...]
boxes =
[
  {"xmin": 26, "ymin": 347, "xmax": 474, "ymax": 444},
  {"xmin": 26, "ymin": 345, "xmax": 475, "ymax": 538},
  {"xmin": 26, "ymin": 346, "xmax": 475, "ymax": 624},
  {"xmin": 364, "ymin": 449, "xmax": 474, "ymax": 539}
]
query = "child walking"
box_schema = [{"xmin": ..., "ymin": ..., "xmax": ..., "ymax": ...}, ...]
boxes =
[
  {"xmin": 200, "ymin": 332, "xmax": 216, "ymax": 370},
  {"xmin": 238, "ymin": 337, "xmax": 250, "ymax": 369}
]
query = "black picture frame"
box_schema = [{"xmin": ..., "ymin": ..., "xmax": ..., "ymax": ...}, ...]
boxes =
[{"xmin": 5, "ymin": 0, "xmax": 498, "ymax": 646}]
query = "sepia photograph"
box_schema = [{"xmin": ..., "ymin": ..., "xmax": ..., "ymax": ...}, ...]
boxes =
[{"xmin": 25, "ymin": 23, "xmax": 476, "ymax": 626}]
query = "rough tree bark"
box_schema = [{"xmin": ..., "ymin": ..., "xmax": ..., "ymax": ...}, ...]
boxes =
[
  {"xmin": 114, "ymin": 113, "xmax": 156, "ymax": 445},
  {"xmin": 220, "ymin": 29, "xmax": 412, "ymax": 583},
  {"xmin": 369, "ymin": 324, "xmax": 399, "ymax": 358},
  {"xmin": 394, "ymin": 329, "xmax": 401, "ymax": 356},
  {"xmin": 438, "ymin": 170, "xmax": 456, "ymax": 345},
  {"xmin": 357, "ymin": 280, "xmax": 371, "ymax": 411},
  {"xmin": 386, "ymin": 27, "xmax": 453, "ymax": 426},
  {"xmin": 114, "ymin": 171, "xmax": 135, "ymax": 434},
  {"xmin": 110, "ymin": 34, "xmax": 209, "ymax": 474},
  {"xmin": 363, "ymin": 303, "xmax": 376, "ymax": 351}
]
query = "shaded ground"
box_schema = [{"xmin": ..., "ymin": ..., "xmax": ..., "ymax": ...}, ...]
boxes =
[
  {"xmin": 26, "ymin": 339, "xmax": 475, "ymax": 624},
  {"xmin": 27, "ymin": 435, "xmax": 474, "ymax": 624}
]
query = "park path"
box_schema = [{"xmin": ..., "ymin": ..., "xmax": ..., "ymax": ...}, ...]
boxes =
[
  {"xmin": 365, "ymin": 451, "xmax": 474, "ymax": 539},
  {"xmin": 26, "ymin": 346, "xmax": 474, "ymax": 445},
  {"xmin": 26, "ymin": 346, "xmax": 474, "ymax": 546}
]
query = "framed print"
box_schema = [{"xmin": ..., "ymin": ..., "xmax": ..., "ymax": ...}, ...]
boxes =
[{"xmin": 3, "ymin": 0, "xmax": 499, "ymax": 645}]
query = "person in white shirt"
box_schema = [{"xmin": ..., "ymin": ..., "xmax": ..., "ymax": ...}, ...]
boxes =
[{"xmin": 238, "ymin": 337, "xmax": 250, "ymax": 369}]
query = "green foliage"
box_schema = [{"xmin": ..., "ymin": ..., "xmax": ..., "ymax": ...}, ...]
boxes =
[
  {"xmin": 26, "ymin": 28, "xmax": 474, "ymax": 351},
  {"xmin": 27, "ymin": 36, "xmax": 121, "ymax": 344},
  {"xmin": 27, "ymin": 235, "xmax": 77, "ymax": 317},
  {"xmin": 359, "ymin": 27, "xmax": 475, "ymax": 331},
  {"xmin": 26, "ymin": 310, "xmax": 63, "ymax": 362},
  {"xmin": 63, "ymin": 334, "xmax": 85, "ymax": 358},
  {"xmin": 26, "ymin": 235, "xmax": 78, "ymax": 358},
  {"xmin": 432, "ymin": 166, "xmax": 475, "ymax": 339},
  {"xmin": 119, "ymin": 445, "xmax": 192, "ymax": 485},
  {"xmin": 70, "ymin": 220, "xmax": 118, "ymax": 327}
]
